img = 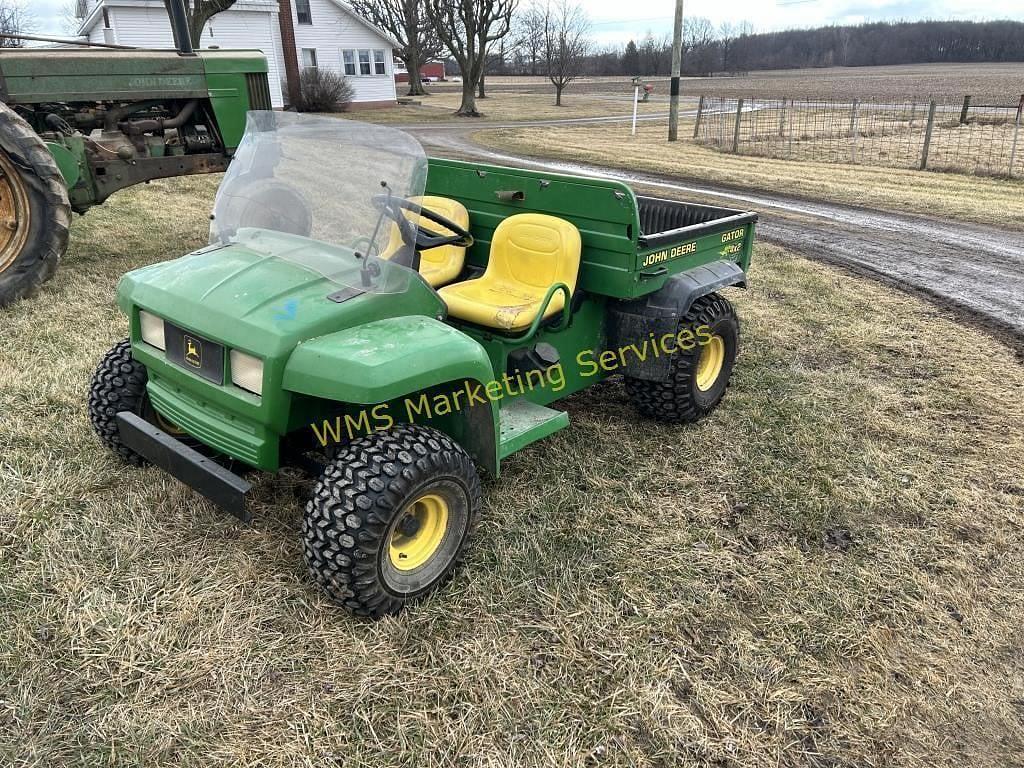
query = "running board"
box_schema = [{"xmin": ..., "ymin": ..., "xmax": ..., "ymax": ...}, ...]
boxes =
[{"xmin": 498, "ymin": 398, "xmax": 569, "ymax": 459}]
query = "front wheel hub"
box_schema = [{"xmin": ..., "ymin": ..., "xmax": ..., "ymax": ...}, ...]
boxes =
[{"xmin": 388, "ymin": 494, "xmax": 450, "ymax": 572}]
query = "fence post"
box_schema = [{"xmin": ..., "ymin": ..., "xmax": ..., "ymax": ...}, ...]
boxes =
[
  {"xmin": 909, "ymin": 100, "xmax": 917, "ymax": 128},
  {"xmin": 920, "ymin": 100, "xmax": 937, "ymax": 171},
  {"xmin": 778, "ymin": 98, "xmax": 787, "ymax": 137},
  {"xmin": 732, "ymin": 98, "xmax": 744, "ymax": 153},
  {"xmin": 959, "ymin": 95, "xmax": 971, "ymax": 125},
  {"xmin": 693, "ymin": 95, "xmax": 705, "ymax": 140},
  {"xmin": 848, "ymin": 99, "xmax": 860, "ymax": 136},
  {"xmin": 787, "ymin": 99, "xmax": 795, "ymax": 159},
  {"xmin": 1010, "ymin": 94, "xmax": 1024, "ymax": 179},
  {"xmin": 849, "ymin": 99, "xmax": 860, "ymax": 163}
]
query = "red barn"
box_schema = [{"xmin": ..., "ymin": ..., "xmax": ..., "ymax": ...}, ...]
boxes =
[{"xmin": 395, "ymin": 61, "xmax": 446, "ymax": 83}]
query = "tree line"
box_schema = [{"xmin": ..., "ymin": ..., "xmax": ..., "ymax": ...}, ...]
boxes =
[{"xmin": 491, "ymin": 19, "xmax": 1024, "ymax": 78}]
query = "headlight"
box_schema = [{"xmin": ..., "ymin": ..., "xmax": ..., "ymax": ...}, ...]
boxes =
[
  {"xmin": 139, "ymin": 310, "xmax": 166, "ymax": 350},
  {"xmin": 230, "ymin": 350, "xmax": 264, "ymax": 396}
]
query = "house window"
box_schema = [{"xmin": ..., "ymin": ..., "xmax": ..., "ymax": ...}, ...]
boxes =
[
  {"xmin": 295, "ymin": 0, "xmax": 312, "ymax": 25},
  {"xmin": 301, "ymin": 48, "xmax": 318, "ymax": 69},
  {"xmin": 340, "ymin": 49, "xmax": 388, "ymax": 76},
  {"xmin": 342, "ymin": 50, "xmax": 357, "ymax": 76}
]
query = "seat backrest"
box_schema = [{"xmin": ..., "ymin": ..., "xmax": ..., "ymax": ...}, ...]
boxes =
[
  {"xmin": 486, "ymin": 213, "xmax": 582, "ymax": 293},
  {"xmin": 381, "ymin": 195, "xmax": 471, "ymax": 267}
]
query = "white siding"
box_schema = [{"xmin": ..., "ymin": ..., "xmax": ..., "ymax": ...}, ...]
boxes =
[
  {"xmin": 289, "ymin": 0, "xmax": 397, "ymax": 104},
  {"xmin": 82, "ymin": 0, "xmax": 395, "ymax": 107}
]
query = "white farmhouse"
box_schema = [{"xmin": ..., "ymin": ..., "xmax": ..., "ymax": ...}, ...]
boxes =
[{"xmin": 76, "ymin": 0, "xmax": 399, "ymax": 109}]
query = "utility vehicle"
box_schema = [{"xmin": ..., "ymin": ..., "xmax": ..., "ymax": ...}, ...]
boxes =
[
  {"xmin": 0, "ymin": 0, "xmax": 271, "ymax": 306},
  {"xmin": 89, "ymin": 113, "xmax": 757, "ymax": 618}
]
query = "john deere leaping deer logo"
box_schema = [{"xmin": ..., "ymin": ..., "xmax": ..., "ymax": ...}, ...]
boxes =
[{"xmin": 184, "ymin": 336, "xmax": 202, "ymax": 369}]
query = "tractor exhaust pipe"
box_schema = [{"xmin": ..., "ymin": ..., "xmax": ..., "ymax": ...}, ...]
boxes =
[{"xmin": 166, "ymin": 0, "xmax": 196, "ymax": 56}]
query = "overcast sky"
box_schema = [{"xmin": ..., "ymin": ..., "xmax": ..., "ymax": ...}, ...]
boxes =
[{"xmin": 27, "ymin": 0, "xmax": 1024, "ymax": 44}]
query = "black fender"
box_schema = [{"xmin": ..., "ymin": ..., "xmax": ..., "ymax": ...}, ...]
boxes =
[{"xmin": 606, "ymin": 260, "xmax": 746, "ymax": 382}]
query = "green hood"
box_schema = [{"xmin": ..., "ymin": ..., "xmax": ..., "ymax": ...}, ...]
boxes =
[{"xmin": 117, "ymin": 240, "xmax": 443, "ymax": 358}]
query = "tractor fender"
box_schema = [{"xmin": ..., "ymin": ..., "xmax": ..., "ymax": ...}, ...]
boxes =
[
  {"xmin": 283, "ymin": 315, "xmax": 500, "ymax": 475},
  {"xmin": 606, "ymin": 260, "xmax": 746, "ymax": 382}
]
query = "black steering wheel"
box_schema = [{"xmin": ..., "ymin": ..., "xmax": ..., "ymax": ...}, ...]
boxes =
[{"xmin": 373, "ymin": 194, "xmax": 475, "ymax": 253}]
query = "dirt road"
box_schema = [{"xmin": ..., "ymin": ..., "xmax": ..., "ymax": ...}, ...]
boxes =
[{"xmin": 409, "ymin": 122, "xmax": 1024, "ymax": 352}]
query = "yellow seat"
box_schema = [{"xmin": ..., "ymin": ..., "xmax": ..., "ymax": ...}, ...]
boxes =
[
  {"xmin": 381, "ymin": 195, "xmax": 470, "ymax": 288},
  {"xmin": 439, "ymin": 213, "xmax": 582, "ymax": 332}
]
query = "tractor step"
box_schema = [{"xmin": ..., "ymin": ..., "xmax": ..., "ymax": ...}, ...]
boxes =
[{"xmin": 498, "ymin": 398, "xmax": 569, "ymax": 459}]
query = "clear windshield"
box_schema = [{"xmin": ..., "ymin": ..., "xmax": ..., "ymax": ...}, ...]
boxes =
[{"xmin": 210, "ymin": 111, "xmax": 428, "ymax": 294}]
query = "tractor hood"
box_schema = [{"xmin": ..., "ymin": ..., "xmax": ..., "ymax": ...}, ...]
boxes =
[{"xmin": 117, "ymin": 236, "xmax": 443, "ymax": 358}]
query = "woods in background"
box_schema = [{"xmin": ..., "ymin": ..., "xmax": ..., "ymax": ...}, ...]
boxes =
[{"xmin": 493, "ymin": 19, "xmax": 1024, "ymax": 78}]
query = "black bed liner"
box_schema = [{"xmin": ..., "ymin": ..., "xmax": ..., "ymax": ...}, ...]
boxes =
[{"xmin": 637, "ymin": 196, "xmax": 758, "ymax": 249}]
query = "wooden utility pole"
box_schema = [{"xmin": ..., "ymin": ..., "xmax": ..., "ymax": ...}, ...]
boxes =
[{"xmin": 668, "ymin": 0, "xmax": 684, "ymax": 142}]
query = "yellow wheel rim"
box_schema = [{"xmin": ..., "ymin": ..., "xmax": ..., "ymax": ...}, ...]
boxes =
[
  {"xmin": 0, "ymin": 151, "xmax": 31, "ymax": 276},
  {"xmin": 695, "ymin": 335, "xmax": 725, "ymax": 391},
  {"xmin": 389, "ymin": 493, "xmax": 450, "ymax": 572}
]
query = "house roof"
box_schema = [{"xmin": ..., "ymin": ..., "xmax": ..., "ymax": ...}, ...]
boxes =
[{"xmin": 78, "ymin": 0, "xmax": 398, "ymax": 47}]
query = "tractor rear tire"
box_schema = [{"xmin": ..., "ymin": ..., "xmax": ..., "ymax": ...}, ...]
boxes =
[
  {"xmin": 0, "ymin": 104, "xmax": 72, "ymax": 307},
  {"xmin": 625, "ymin": 292, "xmax": 739, "ymax": 423},
  {"xmin": 88, "ymin": 338, "xmax": 150, "ymax": 466},
  {"xmin": 302, "ymin": 424, "xmax": 481, "ymax": 618}
]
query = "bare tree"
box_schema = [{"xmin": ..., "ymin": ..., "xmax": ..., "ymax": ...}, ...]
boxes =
[
  {"xmin": 162, "ymin": 0, "xmax": 239, "ymax": 48},
  {"xmin": 540, "ymin": 0, "xmax": 589, "ymax": 107},
  {"xmin": 0, "ymin": 0, "xmax": 33, "ymax": 47},
  {"xmin": 511, "ymin": 2, "xmax": 545, "ymax": 76},
  {"xmin": 350, "ymin": 0, "xmax": 441, "ymax": 97},
  {"xmin": 684, "ymin": 16, "xmax": 715, "ymax": 75},
  {"xmin": 424, "ymin": 0, "xmax": 518, "ymax": 117}
]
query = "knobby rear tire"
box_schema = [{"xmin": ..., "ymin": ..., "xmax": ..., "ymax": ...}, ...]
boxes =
[{"xmin": 625, "ymin": 292, "xmax": 739, "ymax": 423}]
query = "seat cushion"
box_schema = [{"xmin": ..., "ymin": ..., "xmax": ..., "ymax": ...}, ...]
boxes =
[
  {"xmin": 440, "ymin": 278, "xmax": 569, "ymax": 332},
  {"xmin": 439, "ymin": 213, "xmax": 582, "ymax": 332},
  {"xmin": 381, "ymin": 195, "xmax": 470, "ymax": 288}
]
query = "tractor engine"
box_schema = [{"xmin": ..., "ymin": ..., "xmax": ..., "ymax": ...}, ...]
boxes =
[{"xmin": 19, "ymin": 98, "xmax": 220, "ymax": 164}]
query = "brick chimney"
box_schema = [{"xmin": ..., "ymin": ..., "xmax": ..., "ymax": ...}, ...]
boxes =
[{"xmin": 277, "ymin": 0, "xmax": 302, "ymax": 108}]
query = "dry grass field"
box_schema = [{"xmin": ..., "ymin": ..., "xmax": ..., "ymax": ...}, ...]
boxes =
[
  {"xmin": 3, "ymin": 174, "xmax": 1024, "ymax": 766},
  {"xmin": 475, "ymin": 121, "xmax": 1024, "ymax": 230},
  {"xmin": 458, "ymin": 63, "xmax": 1024, "ymax": 104},
  {"xmin": 691, "ymin": 63, "xmax": 1024, "ymax": 104},
  {"xmin": 356, "ymin": 89, "xmax": 661, "ymax": 124}
]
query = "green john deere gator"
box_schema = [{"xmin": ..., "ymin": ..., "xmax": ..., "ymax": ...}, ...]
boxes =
[
  {"xmin": 0, "ymin": 0, "xmax": 271, "ymax": 306},
  {"xmin": 88, "ymin": 113, "xmax": 758, "ymax": 618}
]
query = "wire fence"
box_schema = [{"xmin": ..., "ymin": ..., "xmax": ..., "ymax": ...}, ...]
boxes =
[{"xmin": 693, "ymin": 95, "xmax": 1024, "ymax": 178}]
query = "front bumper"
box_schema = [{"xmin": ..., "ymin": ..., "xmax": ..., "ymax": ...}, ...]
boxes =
[{"xmin": 117, "ymin": 412, "xmax": 253, "ymax": 522}]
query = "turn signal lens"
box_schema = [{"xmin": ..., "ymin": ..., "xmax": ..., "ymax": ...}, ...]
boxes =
[
  {"xmin": 230, "ymin": 350, "xmax": 264, "ymax": 396},
  {"xmin": 139, "ymin": 310, "xmax": 166, "ymax": 351}
]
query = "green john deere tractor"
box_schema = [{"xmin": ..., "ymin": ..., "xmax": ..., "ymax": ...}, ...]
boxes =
[
  {"xmin": 88, "ymin": 113, "xmax": 758, "ymax": 618},
  {"xmin": 0, "ymin": 0, "xmax": 271, "ymax": 306}
]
